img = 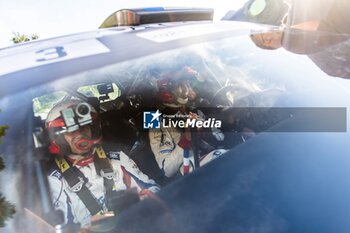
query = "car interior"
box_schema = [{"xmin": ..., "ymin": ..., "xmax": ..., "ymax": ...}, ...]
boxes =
[{"xmin": 29, "ymin": 63, "xmax": 290, "ymax": 187}]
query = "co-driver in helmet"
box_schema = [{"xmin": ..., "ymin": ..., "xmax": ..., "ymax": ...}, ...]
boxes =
[{"xmin": 148, "ymin": 66, "xmax": 226, "ymax": 179}]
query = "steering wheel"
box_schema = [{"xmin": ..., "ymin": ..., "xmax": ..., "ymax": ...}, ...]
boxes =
[{"xmin": 210, "ymin": 84, "xmax": 238, "ymax": 107}]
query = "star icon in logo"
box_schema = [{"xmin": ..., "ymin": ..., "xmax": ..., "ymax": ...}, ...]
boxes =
[{"xmin": 151, "ymin": 110, "xmax": 162, "ymax": 122}]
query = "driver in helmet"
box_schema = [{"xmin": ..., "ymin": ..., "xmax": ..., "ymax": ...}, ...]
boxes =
[
  {"xmin": 149, "ymin": 66, "xmax": 225, "ymax": 179},
  {"xmin": 46, "ymin": 99, "xmax": 159, "ymax": 229}
]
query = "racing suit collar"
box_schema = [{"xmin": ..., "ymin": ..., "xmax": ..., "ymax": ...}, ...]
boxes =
[{"xmin": 66, "ymin": 153, "xmax": 96, "ymax": 167}]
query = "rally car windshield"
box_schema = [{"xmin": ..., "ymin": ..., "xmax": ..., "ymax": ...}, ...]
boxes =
[{"xmin": 0, "ymin": 32, "xmax": 350, "ymax": 233}]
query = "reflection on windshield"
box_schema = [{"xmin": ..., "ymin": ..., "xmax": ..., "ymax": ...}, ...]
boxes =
[
  {"xmin": 0, "ymin": 35, "xmax": 349, "ymax": 233},
  {"xmin": 250, "ymin": 28, "xmax": 350, "ymax": 79}
]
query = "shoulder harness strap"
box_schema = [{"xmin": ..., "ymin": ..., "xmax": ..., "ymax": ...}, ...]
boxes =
[
  {"xmin": 55, "ymin": 157, "xmax": 103, "ymax": 216},
  {"xmin": 94, "ymin": 146, "xmax": 117, "ymax": 210}
]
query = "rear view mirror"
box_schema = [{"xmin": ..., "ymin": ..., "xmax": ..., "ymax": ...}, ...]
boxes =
[
  {"xmin": 97, "ymin": 83, "xmax": 114, "ymax": 95},
  {"xmin": 97, "ymin": 83, "xmax": 114, "ymax": 102}
]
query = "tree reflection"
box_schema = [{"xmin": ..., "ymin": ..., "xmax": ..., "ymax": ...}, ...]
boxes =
[{"xmin": 0, "ymin": 111, "xmax": 15, "ymax": 228}]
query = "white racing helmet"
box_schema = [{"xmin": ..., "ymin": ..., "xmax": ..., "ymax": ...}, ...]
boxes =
[{"xmin": 45, "ymin": 99, "xmax": 102, "ymax": 156}]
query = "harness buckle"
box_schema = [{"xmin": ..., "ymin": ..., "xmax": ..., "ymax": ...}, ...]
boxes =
[
  {"xmin": 68, "ymin": 176, "xmax": 85, "ymax": 192},
  {"xmin": 100, "ymin": 169, "xmax": 115, "ymax": 180}
]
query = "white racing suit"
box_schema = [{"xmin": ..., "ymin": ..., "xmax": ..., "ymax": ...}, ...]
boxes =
[
  {"xmin": 47, "ymin": 150, "xmax": 159, "ymax": 228},
  {"xmin": 149, "ymin": 127, "xmax": 227, "ymax": 178}
]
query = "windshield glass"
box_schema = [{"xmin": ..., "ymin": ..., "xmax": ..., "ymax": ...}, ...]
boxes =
[{"xmin": 1, "ymin": 33, "xmax": 349, "ymax": 233}]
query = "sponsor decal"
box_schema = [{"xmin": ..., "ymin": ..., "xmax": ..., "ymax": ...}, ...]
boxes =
[
  {"xmin": 109, "ymin": 151, "xmax": 120, "ymax": 160},
  {"xmin": 136, "ymin": 24, "xmax": 244, "ymax": 43},
  {"xmin": 51, "ymin": 170, "xmax": 62, "ymax": 179}
]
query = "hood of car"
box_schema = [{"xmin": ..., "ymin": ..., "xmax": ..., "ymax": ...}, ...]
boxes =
[{"xmin": 0, "ymin": 21, "xmax": 269, "ymax": 96}]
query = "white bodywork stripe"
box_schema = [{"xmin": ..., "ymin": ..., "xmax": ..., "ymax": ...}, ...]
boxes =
[{"xmin": 0, "ymin": 39, "xmax": 110, "ymax": 76}]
